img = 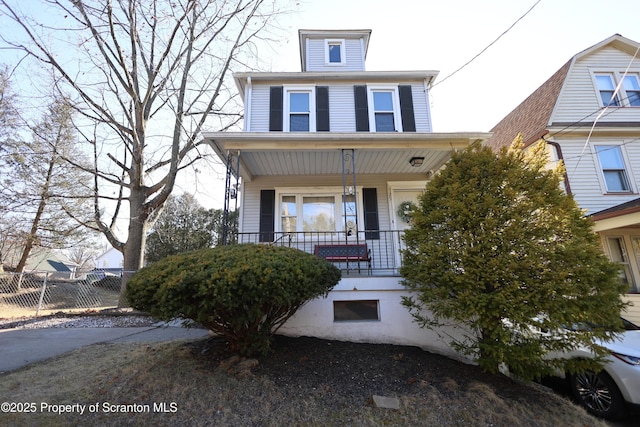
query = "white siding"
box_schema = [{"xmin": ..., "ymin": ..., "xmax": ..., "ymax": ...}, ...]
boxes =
[
  {"xmin": 305, "ymin": 38, "xmax": 365, "ymax": 72},
  {"xmin": 411, "ymin": 83, "xmax": 433, "ymax": 132},
  {"xmin": 248, "ymin": 85, "xmax": 270, "ymax": 132},
  {"xmin": 241, "ymin": 174, "xmax": 402, "ymax": 233},
  {"xmin": 247, "ymin": 81, "xmax": 432, "ymax": 133},
  {"xmin": 560, "ymin": 137, "xmax": 640, "ymax": 214},
  {"xmin": 553, "ymin": 47, "xmax": 640, "ymax": 124},
  {"xmin": 329, "ymin": 84, "xmax": 356, "ymax": 131}
]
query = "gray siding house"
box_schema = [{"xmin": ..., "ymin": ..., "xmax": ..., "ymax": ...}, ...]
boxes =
[{"xmin": 203, "ymin": 29, "xmax": 489, "ymax": 353}]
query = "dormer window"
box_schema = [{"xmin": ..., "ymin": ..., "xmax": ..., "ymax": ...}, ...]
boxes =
[{"xmin": 325, "ymin": 39, "xmax": 345, "ymax": 65}]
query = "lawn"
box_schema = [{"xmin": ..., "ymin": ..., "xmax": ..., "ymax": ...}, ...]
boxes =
[{"xmin": 0, "ymin": 333, "xmax": 609, "ymax": 426}]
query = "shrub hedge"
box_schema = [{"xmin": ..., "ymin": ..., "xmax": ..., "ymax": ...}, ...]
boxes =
[{"xmin": 126, "ymin": 244, "xmax": 341, "ymax": 356}]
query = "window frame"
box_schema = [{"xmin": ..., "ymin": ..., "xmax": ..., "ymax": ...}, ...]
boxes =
[
  {"xmin": 592, "ymin": 71, "xmax": 640, "ymax": 107},
  {"xmin": 324, "ymin": 39, "xmax": 346, "ymax": 66},
  {"xmin": 283, "ymin": 85, "xmax": 316, "ymax": 132},
  {"xmin": 275, "ymin": 187, "xmax": 364, "ymax": 236},
  {"xmin": 623, "ymin": 74, "xmax": 640, "ymax": 107},
  {"xmin": 367, "ymin": 85, "xmax": 403, "ymax": 132},
  {"xmin": 593, "ymin": 144, "xmax": 634, "ymax": 194},
  {"xmin": 605, "ymin": 236, "xmax": 635, "ymax": 290}
]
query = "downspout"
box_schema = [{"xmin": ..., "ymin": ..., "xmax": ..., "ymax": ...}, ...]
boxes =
[{"xmin": 544, "ymin": 136, "xmax": 572, "ymax": 195}]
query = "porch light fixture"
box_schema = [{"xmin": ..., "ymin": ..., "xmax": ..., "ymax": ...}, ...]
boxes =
[{"xmin": 409, "ymin": 156, "xmax": 424, "ymax": 167}]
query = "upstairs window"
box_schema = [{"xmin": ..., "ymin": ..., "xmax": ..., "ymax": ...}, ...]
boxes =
[
  {"xmin": 595, "ymin": 74, "xmax": 620, "ymax": 107},
  {"xmin": 325, "ymin": 39, "xmax": 345, "ymax": 65},
  {"xmin": 284, "ymin": 87, "xmax": 316, "ymax": 132},
  {"xmin": 367, "ymin": 87, "xmax": 402, "ymax": 132},
  {"xmin": 623, "ymin": 74, "xmax": 640, "ymax": 106},
  {"xmin": 595, "ymin": 145, "xmax": 631, "ymax": 192},
  {"xmin": 594, "ymin": 72, "xmax": 640, "ymax": 107}
]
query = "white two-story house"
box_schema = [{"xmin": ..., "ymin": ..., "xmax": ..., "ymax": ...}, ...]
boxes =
[
  {"xmin": 204, "ymin": 29, "xmax": 489, "ymax": 354},
  {"xmin": 487, "ymin": 34, "xmax": 640, "ymax": 323}
]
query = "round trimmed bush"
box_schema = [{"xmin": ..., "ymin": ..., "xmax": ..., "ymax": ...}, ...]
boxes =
[{"xmin": 126, "ymin": 244, "xmax": 341, "ymax": 356}]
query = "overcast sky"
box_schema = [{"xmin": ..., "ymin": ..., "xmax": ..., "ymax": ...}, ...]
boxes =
[{"xmin": 268, "ymin": 0, "xmax": 640, "ymax": 132}]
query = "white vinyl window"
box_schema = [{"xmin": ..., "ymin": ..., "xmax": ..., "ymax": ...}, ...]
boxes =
[
  {"xmin": 623, "ymin": 74, "xmax": 640, "ymax": 106},
  {"xmin": 607, "ymin": 236, "xmax": 634, "ymax": 290},
  {"xmin": 595, "ymin": 73, "xmax": 621, "ymax": 107},
  {"xmin": 594, "ymin": 72, "xmax": 640, "ymax": 107},
  {"xmin": 595, "ymin": 145, "xmax": 632, "ymax": 193},
  {"xmin": 367, "ymin": 86, "xmax": 402, "ymax": 132},
  {"xmin": 277, "ymin": 188, "xmax": 362, "ymax": 235},
  {"xmin": 284, "ymin": 86, "xmax": 316, "ymax": 132},
  {"xmin": 325, "ymin": 39, "xmax": 345, "ymax": 65}
]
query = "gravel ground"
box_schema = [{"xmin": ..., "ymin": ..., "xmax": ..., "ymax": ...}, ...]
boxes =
[{"xmin": 0, "ymin": 309, "xmax": 158, "ymax": 329}]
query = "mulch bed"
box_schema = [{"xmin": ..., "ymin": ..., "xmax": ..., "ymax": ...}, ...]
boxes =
[{"xmin": 189, "ymin": 334, "xmax": 547, "ymax": 405}]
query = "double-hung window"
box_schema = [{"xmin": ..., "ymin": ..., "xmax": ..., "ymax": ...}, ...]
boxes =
[
  {"xmin": 595, "ymin": 73, "xmax": 621, "ymax": 107},
  {"xmin": 325, "ymin": 39, "xmax": 345, "ymax": 65},
  {"xmin": 594, "ymin": 72, "xmax": 640, "ymax": 107},
  {"xmin": 623, "ymin": 74, "xmax": 640, "ymax": 106},
  {"xmin": 367, "ymin": 87, "xmax": 402, "ymax": 132},
  {"xmin": 284, "ymin": 87, "xmax": 315, "ymax": 132},
  {"xmin": 595, "ymin": 145, "xmax": 631, "ymax": 192},
  {"xmin": 607, "ymin": 236, "xmax": 634, "ymax": 289}
]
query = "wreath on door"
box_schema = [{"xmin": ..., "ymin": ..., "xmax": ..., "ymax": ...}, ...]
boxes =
[{"xmin": 397, "ymin": 201, "xmax": 417, "ymax": 223}]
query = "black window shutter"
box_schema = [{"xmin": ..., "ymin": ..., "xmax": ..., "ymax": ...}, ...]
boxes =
[
  {"xmin": 316, "ymin": 86, "xmax": 330, "ymax": 132},
  {"xmin": 399, "ymin": 85, "xmax": 416, "ymax": 132},
  {"xmin": 269, "ymin": 86, "xmax": 283, "ymax": 132},
  {"xmin": 362, "ymin": 188, "xmax": 380, "ymax": 240},
  {"xmin": 354, "ymin": 85, "xmax": 369, "ymax": 132},
  {"xmin": 259, "ymin": 190, "xmax": 275, "ymax": 242}
]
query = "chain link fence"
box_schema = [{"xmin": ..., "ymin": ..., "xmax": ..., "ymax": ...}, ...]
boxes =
[{"xmin": 0, "ymin": 270, "xmax": 136, "ymax": 319}]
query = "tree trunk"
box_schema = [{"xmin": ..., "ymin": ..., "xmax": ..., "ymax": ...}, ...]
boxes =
[{"xmin": 118, "ymin": 188, "xmax": 149, "ymax": 307}]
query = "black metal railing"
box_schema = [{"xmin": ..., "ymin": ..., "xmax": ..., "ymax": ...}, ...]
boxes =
[{"xmin": 236, "ymin": 230, "xmax": 405, "ymax": 276}]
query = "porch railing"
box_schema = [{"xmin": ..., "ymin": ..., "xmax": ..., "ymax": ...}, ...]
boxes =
[{"xmin": 236, "ymin": 230, "xmax": 405, "ymax": 276}]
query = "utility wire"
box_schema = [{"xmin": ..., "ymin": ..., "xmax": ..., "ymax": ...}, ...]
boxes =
[{"xmin": 432, "ymin": 0, "xmax": 542, "ymax": 88}]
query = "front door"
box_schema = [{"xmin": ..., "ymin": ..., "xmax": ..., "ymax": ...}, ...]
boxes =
[{"xmin": 389, "ymin": 183, "xmax": 425, "ymax": 272}]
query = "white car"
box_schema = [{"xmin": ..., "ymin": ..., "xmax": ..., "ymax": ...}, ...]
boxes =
[{"xmin": 559, "ymin": 318, "xmax": 640, "ymax": 420}]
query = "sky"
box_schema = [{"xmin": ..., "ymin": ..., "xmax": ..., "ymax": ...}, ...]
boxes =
[
  {"xmin": 267, "ymin": 0, "xmax": 640, "ymax": 133},
  {"xmin": 3, "ymin": 0, "xmax": 640, "ymax": 216}
]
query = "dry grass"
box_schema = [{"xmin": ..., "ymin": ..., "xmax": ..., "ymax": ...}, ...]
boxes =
[{"xmin": 0, "ymin": 336, "xmax": 609, "ymax": 427}]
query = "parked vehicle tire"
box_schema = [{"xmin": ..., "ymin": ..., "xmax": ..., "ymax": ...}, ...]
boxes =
[{"xmin": 569, "ymin": 370, "xmax": 627, "ymax": 420}]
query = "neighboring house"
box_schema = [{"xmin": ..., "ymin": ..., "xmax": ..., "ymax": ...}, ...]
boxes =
[
  {"xmin": 204, "ymin": 29, "xmax": 490, "ymax": 356},
  {"xmin": 94, "ymin": 247, "xmax": 124, "ymax": 276},
  {"xmin": 1, "ymin": 247, "xmax": 76, "ymax": 279},
  {"xmin": 487, "ymin": 34, "xmax": 640, "ymax": 324},
  {"xmin": 23, "ymin": 249, "xmax": 75, "ymax": 280}
]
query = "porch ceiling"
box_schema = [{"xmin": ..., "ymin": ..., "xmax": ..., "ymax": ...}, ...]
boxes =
[{"xmin": 203, "ymin": 132, "xmax": 491, "ymax": 181}]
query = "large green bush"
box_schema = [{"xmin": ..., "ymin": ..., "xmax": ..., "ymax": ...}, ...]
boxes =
[{"xmin": 127, "ymin": 244, "xmax": 341, "ymax": 356}]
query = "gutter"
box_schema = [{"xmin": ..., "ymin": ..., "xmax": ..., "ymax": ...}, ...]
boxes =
[{"xmin": 543, "ymin": 134, "xmax": 572, "ymax": 195}]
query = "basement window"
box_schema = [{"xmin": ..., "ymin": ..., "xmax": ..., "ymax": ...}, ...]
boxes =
[{"xmin": 334, "ymin": 300, "xmax": 380, "ymax": 321}]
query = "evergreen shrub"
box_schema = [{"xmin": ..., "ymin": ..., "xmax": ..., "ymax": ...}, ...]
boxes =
[{"xmin": 127, "ymin": 244, "xmax": 341, "ymax": 356}]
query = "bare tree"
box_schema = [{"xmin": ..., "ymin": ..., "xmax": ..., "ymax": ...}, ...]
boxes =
[{"xmin": 0, "ymin": 0, "xmax": 287, "ymax": 304}]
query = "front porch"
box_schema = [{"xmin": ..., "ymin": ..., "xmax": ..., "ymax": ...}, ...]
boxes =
[{"xmin": 236, "ymin": 230, "xmax": 405, "ymax": 276}]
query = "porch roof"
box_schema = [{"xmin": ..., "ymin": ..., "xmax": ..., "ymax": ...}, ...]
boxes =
[
  {"xmin": 590, "ymin": 197, "xmax": 640, "ymax": 232},
  {"xmin": 202, "ymin": 132, "xmax": 491, "ymax": 181}
]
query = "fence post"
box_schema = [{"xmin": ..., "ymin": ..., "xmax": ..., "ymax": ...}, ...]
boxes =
[{"xmin": 35, "ymin": 272, "xmax": 48, "ymax": 316}]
